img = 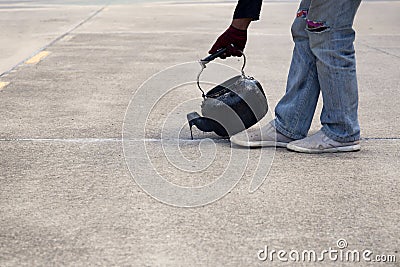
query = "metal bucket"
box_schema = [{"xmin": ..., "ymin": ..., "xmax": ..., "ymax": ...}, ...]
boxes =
[{"xmin": 187, "ymin": 49, "xmax": 268, "ymax": 138}]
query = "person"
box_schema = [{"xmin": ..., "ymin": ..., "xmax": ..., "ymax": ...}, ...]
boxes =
[{"xmin": 209, "ymin": 0, "xmax": 362, "ymax": 153}]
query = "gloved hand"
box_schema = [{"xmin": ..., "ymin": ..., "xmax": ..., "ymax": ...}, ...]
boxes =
[{"xmin": 209, "ymin": 25, "xmax": 247, "ymax": 59}]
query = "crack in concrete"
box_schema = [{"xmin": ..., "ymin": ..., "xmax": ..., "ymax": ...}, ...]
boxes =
[
  {"xmin": 0, "ymin": 137, "xmax": 398, "ymax": 143},
  {"xmin": 358, "ymin": 41, "xmax": 400, "ymax": 59}
]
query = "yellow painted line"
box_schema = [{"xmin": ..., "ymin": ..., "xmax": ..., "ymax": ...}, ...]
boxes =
[
  {"xmin": 0, "ymin": 82, "xmax": 10, "ymax": 90},
  {"xmin": 25, "ymin": 51, "xmax": 50, "ymax": 64}
]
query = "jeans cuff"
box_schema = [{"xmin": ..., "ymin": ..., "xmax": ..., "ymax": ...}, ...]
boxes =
[
  {"xmin": 321, "ymin": 126, "xmax": 360, "ymax": 143},
  {"xmin": 273, "ymin": 118, "xmax": 305, "ymax": 140}
]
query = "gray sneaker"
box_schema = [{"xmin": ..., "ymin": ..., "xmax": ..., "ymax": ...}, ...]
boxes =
[
  {"xmin": 230, "ymin": 121, "xmax": 295, "ymax": 148},
  {"xmin": 287, "ymin": 130, "xmax": 360, "ymax": 153}
]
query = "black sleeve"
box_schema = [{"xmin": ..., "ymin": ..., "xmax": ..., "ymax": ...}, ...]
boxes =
[{"xmin": 233, "ymin": 0, "xmax": 263, "ymax": 21}]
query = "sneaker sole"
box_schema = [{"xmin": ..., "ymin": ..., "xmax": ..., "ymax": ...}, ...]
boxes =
[
  {"xmin": 230, "ymin": 138, "xmax": 289, "ymax": 148},
  {"xmin": 286, "ymin": 143, "xmax": 361, "ymax": 153}
]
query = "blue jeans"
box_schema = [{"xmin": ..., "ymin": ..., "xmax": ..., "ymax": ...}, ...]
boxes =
[{"xmin": 274, "ymin": 0, "xmax": 361, "ymax": 142}]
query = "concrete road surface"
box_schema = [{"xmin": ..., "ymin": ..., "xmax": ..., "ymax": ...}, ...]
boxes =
[{"xmin": 0, "ymin": 0, "xmax": 399, "ymax": 266}]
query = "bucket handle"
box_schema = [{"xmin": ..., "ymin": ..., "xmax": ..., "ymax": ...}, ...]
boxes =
[{"xmin": 197, "ymin": 46, "xmax": 246, "ymax": 98}]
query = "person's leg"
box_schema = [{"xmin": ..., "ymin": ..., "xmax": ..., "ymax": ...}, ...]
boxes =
[
  {"xmin": 231, "ymin": 0, "xmax": 362, "ymax": 149},
  {"xmin": 274, "ymin": 0, "xmax": 321, "ymax": 140},
  {"xmin": 230, "ymin": 0, "xmax": 320, "ymax": 148},
  {"xmin": 286, "ymin": 0, "xmax": 362, "ymax": 153},
  {"xmin": 307, "ymin": 0, "xmax": 361, "ymax": 142}
]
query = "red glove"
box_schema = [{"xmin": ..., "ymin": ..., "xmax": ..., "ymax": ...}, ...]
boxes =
[{"xmin": 209, "ymin": 25, "xmax": 247, "ymax": 59}]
